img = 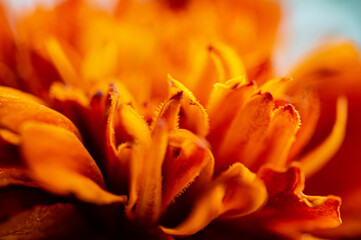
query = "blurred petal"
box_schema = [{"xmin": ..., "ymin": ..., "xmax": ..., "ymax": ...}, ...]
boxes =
[
  {"xmin": 0, "ymin": 201, "xmax": 90, "ymax": 239},
  {"xmin": 300, "ymin": 97, "xmax": 348, "ymax": 177},
  {"xmin": 0, "ymin": 168, "xmax": 35, "ymax": 188},
  {"xmin": 208, "ymin": 42, "xmax": 246, "ymax": 83}
]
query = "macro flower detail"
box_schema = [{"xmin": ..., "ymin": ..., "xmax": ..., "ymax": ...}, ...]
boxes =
[{"xmin": 0, "ymin": 0, "xmax": 361, "ymax": 239}]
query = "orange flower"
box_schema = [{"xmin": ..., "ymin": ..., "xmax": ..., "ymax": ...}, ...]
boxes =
[{"xmin": 0, "ymin": 0, "xmax": 360, "ymax": 239}]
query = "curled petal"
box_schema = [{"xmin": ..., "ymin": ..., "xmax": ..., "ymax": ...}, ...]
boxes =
[
  {"xmin": 256, "ymin": 165, "xmax": 341, "ymax": 239},
  {"xmin": 161, "ymin": 163, "xmax": 266, "ymax": 236},
  {"xmin": 45, "ymin": 38, "xmax": 80, "ymax": 87},
  {"xmin": 168, "ymin": 76, "xmax": 209, "ymax": 137},
  {"xmin": 20, "ymin": 122, "xmax": 126, "ymax": 205},
  {"xmin": 300, "ymin": 96, "xmax": 348, "ymax": 177},
  {"xmin": 208, "ymin": 42, "xmax": 246, "ymax": 83},
  {"xmin": 162, "ymin": 131, "xmax": 212, "ymax": 210},
  {"xmin": 152, "ymin": 91, "xmax": 182, "ymax": 132}
]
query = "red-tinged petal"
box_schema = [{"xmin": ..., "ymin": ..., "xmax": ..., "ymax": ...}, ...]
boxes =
[
  {"xmin": 302, "ymin": 93, "xmax": 361, "ymax": 239},
  {"xmin": 168, "ymin": 76, "xmax": 209, "ymax": 137},
  {"xmin": 207, "ymin": 79, "xmax": 257, "ymax": 150},
  {"xmin": 0, "ymin": 87, "xmax": 80, "ymax": 138},
  {"xmin": 161, "ymin": 163, "xmax": 266, "ymax": 236},
  {"xmin": 20, "ymin": 122, "xmax": 126, "ymax": 205},
  {"xmin": 0, "ymin": 129, "xmax": 21, "ymax": 166},
  {"xmin": 300, "ymin": 97, "xmax": 347, "ymax": 177},
  {"xmin": 284, "ymin": 43, "xmax": 361, "ymax": 239},
  {"xmin": 0, "ymin": 168, "xmax": 36, "ymax": 188},
  {"xmin": 254, "ymin": 166, "xmax": 341, "ymax": 239},
  {"xmin": 0, "ymin": 202, "xmax": 91, "ymax": 239},
  {"xmin": 135, "ymin": 120, "xmax": 168, "ymax": 225},
  {"xmin": 216, "ymin": 92, "xmax": 274, "ymax": 172},
  {"xmin": 162, "ymin": 133, "xmax": 211, "ymax": 210}
]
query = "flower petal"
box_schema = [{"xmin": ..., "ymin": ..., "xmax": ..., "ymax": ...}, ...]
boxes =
[
  {"xmin": 208, "ymin": 42, "xmax": 246, "ymax": 83},
  {"xmin": 45, "ymin": 38, "xmax": 80, "ymax": 87},
  {"xmin": 0, "ymin": 129, "xmax": 21, "ymax": 165},
  {"xmin": 0, "ymin": 167, "xmax": 35, "ymax": 188},
  {"xmin": 152, "ymin": 91, "xmax": 182, "ymax": 132},
  {"xmin": 162, "ymin": 131, "xmax": 212, "ymax": 210},
  {"xmin": 255, "ymin": 165, "xmax": 341, "ymax": 239},
  {"xmin": 114, "ymin": 104, "xmax": 152, "ymax": 211},
  {"xmin": 216, "ymin": 92, "xmax": 274, "ymax": 172},
  {"xmin": 0, "ymin": 86, "xmax": 80, "ymax": 137},
  {"xmin": 135, "ymin": 120, "xmax": 168, "ymax": 225},
  {"xmin": 161, "ymin": 163, "xmax": 266, "ymax": 236},
  {"xmin": 20, "ymin": 122, "xmax": 126, "ymax": 205},
  {"xmin": 168, "ymin": 76, "xmax": 209, "ymax": 137},
  {"xmin": 0, "ymin": 201, "xmax": 90, "ymax": 239},
  {"xmin": 207, "ymin": 79, "xmax": 257, "ymax": 149},
  {"xmin": 0, "ymin": 4, "xmax": 16, "ymax": 87},
  {"xmin": 256, "ymin": 104, "xmax": 300, "ymax": 169},
  {"xmin": 300, "ymin": 96, "xmax": 348, "ymax": 177}
]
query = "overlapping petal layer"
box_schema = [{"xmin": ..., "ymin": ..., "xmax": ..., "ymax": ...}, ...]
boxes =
[{"xmin": 0, "ymin": 0, "xmax": 360, "ymax": 239}]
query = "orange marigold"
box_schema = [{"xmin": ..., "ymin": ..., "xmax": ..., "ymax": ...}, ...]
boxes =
[{"xmin": 0, "ymin": 0, "xmax": 361, "ymax": 239}]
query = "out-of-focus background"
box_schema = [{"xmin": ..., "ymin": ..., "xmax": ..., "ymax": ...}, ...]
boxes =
[{"xmin": 2, "ymin": 0, "xmax": 361, "ymax": 75}]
